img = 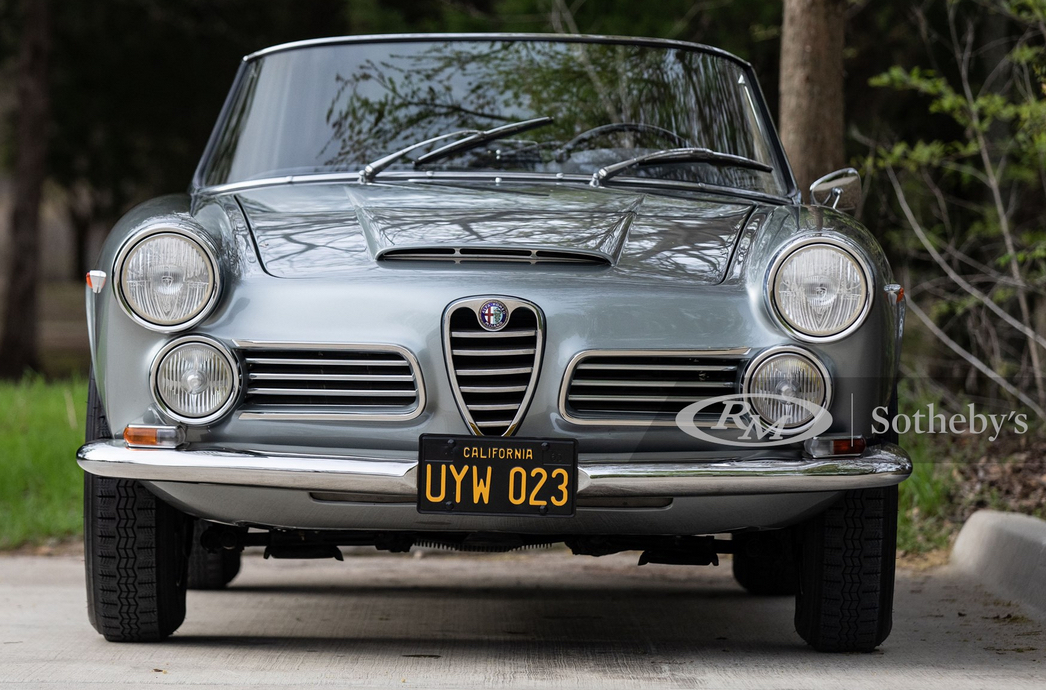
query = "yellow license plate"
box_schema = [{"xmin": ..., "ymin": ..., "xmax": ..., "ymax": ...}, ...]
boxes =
[{"xmin": 417, "ymin": 434, "xmax": 577, "ymax": 517}]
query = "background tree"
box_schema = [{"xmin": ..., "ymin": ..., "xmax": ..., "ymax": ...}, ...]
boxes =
[
  {"xmin": 778, "ymin": 0, "xmax": 846, "ymax": 195},
  {"xmin": 0, "ymin": 0, "xmax": 50, "ymax": 379},
  {"xmin": 46, "ymin": 0, "xmax": 350, "ymax": 280}
]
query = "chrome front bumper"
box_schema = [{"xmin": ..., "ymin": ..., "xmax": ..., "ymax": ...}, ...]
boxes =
[{"xmin": 77, "ymin": 441, "xmax": 911, "ymax": 497}]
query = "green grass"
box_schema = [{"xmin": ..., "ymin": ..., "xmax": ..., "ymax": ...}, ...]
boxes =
[
  {"xmin": 897, "ymin": 428, "xmax": 957, "ymax": 553},
  {"xmin": 0, "ymin": 377, "xmax": 87, "ymax": 549}
]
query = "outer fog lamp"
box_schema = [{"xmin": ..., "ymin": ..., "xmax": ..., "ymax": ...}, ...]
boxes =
[
  {"xmin": 744, "ymin": 348, "xmax": 830, "ymax": 431},
  {"xmin": 117, "ymin": 229, "xmax": 218, "ymax": 331},
  {"xmin": 153, "ymin": 338, "xmax": 238, "ymax": 424},
  {"xmin": 771, "ymin": 240, "xmax": 870, "ymax": 340}
]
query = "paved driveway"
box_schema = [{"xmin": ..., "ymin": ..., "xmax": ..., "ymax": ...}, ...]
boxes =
[{"xmin": 1, "ymin": 548, "xmax": 1043, "ymax": 688}]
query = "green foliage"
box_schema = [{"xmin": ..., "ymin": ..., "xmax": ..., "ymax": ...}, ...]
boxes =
[
  {"xmin": 869, "ymin": 0, "xmax": 1046, "ymax": 409},
  {"xmin": 0, "ymin": 377, "xmax": 88, "ymax": 550}
]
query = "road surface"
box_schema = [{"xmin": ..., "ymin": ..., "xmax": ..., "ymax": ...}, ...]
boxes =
[{"xmin": 1, "ymin": 548, "xmax": 1043, "ymax": 688}]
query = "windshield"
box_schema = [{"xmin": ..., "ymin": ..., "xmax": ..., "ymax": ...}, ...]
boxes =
[{"xmin": 197, "ymin": 37, "xmax": 791, "ymax": 196}]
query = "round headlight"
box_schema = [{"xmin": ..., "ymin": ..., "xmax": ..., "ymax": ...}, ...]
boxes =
[
  {"xmin": 744, "ymin": 348, "xmax": 830, "ymax": 431},
  {"xmin": 117, "ymin": 229, "xmax": 218, "ymax": 331},
  {"xmin": 771, "ymin": 240, "xmax": 870, "ymax": 340},
  {"xmin": 152, "ymin": 338, "xmax": 238, "ymax": 424}
]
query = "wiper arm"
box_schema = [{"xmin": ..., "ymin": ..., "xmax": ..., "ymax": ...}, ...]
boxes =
[
  {"xmin": 412, "ymin": 116, "xmax": 554, "ymax": 167},
  {"xmin": 360, "ymin": 129, "xmax": 478, "ymax": 182},
  {"xmin": 591, "ymin": 147, "xmax": 773, "ymax": 187}
]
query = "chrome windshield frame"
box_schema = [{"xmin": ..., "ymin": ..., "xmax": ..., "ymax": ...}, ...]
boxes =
[{"xmin": 191, "ymin": 33, "xmax": 799, "ymax": 201}]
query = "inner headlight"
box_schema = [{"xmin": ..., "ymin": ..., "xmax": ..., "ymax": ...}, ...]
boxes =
[
  {"xmin": 117, "ymin": 230, "xmax": 218, "ymax": 330},
  {"xmin": 744, "ymin": 348, "xmax": 829, "ymax": 430},
  {"xmin": 153, "ymin": 338, "xmax": 238, "ymax": 424},
  {"xmin": 771, "ymin": 240, "xmax": 870, "ymax": 339}
]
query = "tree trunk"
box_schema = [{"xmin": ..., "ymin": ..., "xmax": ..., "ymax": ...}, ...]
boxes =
[
  {"xmin": 779, "ymin": 0, "xmax": 846, "ymax": 198},
  {"xmin": 0, "ymin": 0, "xmax": 51, "ymax": 379},
  {"xmin": 69, "ymin": 186, "xmax": 95, "ymax": 281}
]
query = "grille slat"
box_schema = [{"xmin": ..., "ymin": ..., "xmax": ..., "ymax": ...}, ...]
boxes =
[
  {"xmin": 248, "ymin": 373, "xmax": 415, "ymax": 382},
  {"xmin": 563, "ymin": 351, "xmax": 744, "ymax": 421},
  {"xmin": 445, "ymin": 300, "xmax": 543, "ymax": 437},
  {"xmin": 459, "ymin": 384, "xmax": 530, "ymax": 394},
  {"xmin": 450, "ymin": 329, "xmax": 537, "ymax": 339},
  {"xmin": 456, "ymin": 366, "xmax": 534, "ymax": 376},
  {"xmin": 245, "ymin": 357, "xmax": 407, "ymax": 367},
  {"xmin": 575, "ymin": 363, "xmax": 738, "ymax": 372},
  {"xmin": 247, "ymin": 388, "xmax": 416, "ymax": 397},
  {"xmin": 476, "ymin": 419, "xmax": 517, "ymax": 428},
  {"xmin": 571, "ymin": 379, "xmax": 734, "ymax": 388},
  {"xmin": 242, "ymin": 347, "xmax": 421, "ymax": 415},
  {"xmin": 452, "ymin": 348, "xmax": 536, "ymax": 357}
]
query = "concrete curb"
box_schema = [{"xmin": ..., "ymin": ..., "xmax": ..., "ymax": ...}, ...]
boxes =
[{"xmin": 951, "ymin": 510, "xmax": 1046, "ymax": 619}]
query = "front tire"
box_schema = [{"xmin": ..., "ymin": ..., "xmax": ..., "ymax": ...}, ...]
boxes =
[
  {"xmin": 83, "ymin": 374, "xmax": 191, "ymax": 642},
  {"xmin": 187, "ymin": 520, "xmax": 241, "ymax": 590},
  {"xmin": 794, "ymin": 486, "xmax": 898, "ymax": 652},
  {"xmin": 732, "ymin": 529, "xmax": 797, "ymax": 596}
]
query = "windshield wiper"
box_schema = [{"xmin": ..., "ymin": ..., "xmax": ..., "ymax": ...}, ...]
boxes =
[
  {"xmin": 412, "ymin": 116, "xmax": 554, "ymax": 167},
  {"xmin": 591, "ymin": 147, "xmax": 773, "ymax": 187},
  {"xmin": 359, "ymin": 129, "xmax": 479, "ymax": 182}
]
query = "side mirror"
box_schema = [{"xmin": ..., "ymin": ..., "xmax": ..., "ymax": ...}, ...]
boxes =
[{"xmin": 809, "ymin": 168, "xmax": 862, "ymax": 214}]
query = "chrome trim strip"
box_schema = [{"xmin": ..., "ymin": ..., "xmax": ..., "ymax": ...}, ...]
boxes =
[
  {"xmin": 243, "ymin": 33, "xmax": 751, "ymax": 68},
  {"xmin": 443, "ymin": 296, "xmax": 545, "ymax": 437},
  {"xmin": 78, "ymin": 441, "xmax": 912, "ymax": 497},
  {"xmin": 112, "ymin": 222, "xmax": 222, "ymax": 333},
  {"xmin": 765, "ymin": 235, "xmax": 875, "ymax": 343},
  {"xmin": 558, "ymin": 348, "xmax": 752, "ymax": 427},
  {"xmin": 232, "ymin": 340, "xmax": 426, "ymax": 422},
  {"xmin": 149, "ymin": 335, "xmax": 241, "ymax": 426},
  {"xmin": 198, "ymin": 171, "xmax": 791, "ymax": 205}
]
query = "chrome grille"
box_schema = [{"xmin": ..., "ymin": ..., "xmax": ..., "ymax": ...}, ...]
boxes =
[
  {"xmin": 561, "ymin": 350, "xmax": 748, "ymax": 423},
  {"xmin": 444, "ymin": 297, "xmax": 544, "ymax": 436},
  {"xmin": 382, "ymin": 247, "xmax": 608, "ymax": 265},
  {"xmin": 239, "ymin": 344, "xmax": 422, "ymax": 419}
]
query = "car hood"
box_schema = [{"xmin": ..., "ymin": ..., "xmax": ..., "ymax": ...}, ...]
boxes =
[{"xmin": 234, "ymin": 181, "xmax": 756, "ymax": 284}]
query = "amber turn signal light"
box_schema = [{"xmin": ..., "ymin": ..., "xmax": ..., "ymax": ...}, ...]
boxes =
[
  {"xmin": 803, "ymin": 435, "xmax": 867, "ymax": 458},
  {"xmin": 124, "ymin": 424, "xmax": 184, "ymax": 449},
  {"xmin": 86, "ymin": 270, "xmax": 107, "ymax": 294}
]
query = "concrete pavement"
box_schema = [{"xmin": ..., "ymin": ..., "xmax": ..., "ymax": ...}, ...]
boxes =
[{"xmin": 1, "ymin": 548, "xmax": 1044, "ymax": 688}]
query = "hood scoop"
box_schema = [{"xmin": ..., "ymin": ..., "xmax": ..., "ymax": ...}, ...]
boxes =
[{"xmin": 380, "ymin": 246, "xmax": 610, "ymax": 265}]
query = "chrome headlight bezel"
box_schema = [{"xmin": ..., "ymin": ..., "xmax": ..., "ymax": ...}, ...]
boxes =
[
  {"xmin": 741, "ymin": 345, "xmax": 833, "ymax": 434},
  {"xmin": 149, "ymin": 335, "xmax": 240, "ymax": 425},
  {"xmin": 113, "ymin": 223, "xmax": 221, "ymax": 333},
  {"xmin": 766, "ymin": 236, "xmax": 874, "ymax": 343}
]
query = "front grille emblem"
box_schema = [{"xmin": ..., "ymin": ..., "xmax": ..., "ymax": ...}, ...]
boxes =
[
  {"xmin": 444, "ymin": 297, "xmax": 545, "ymax": 436},
  {"xmin": 479, "ymin": 299, "xmax": 509, "ymax": 331}
]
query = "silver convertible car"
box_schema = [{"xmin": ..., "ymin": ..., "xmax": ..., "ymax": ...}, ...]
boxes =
[{"xmin": 78, "ymin": 34, "xmax": 909, "ymax": 651}]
